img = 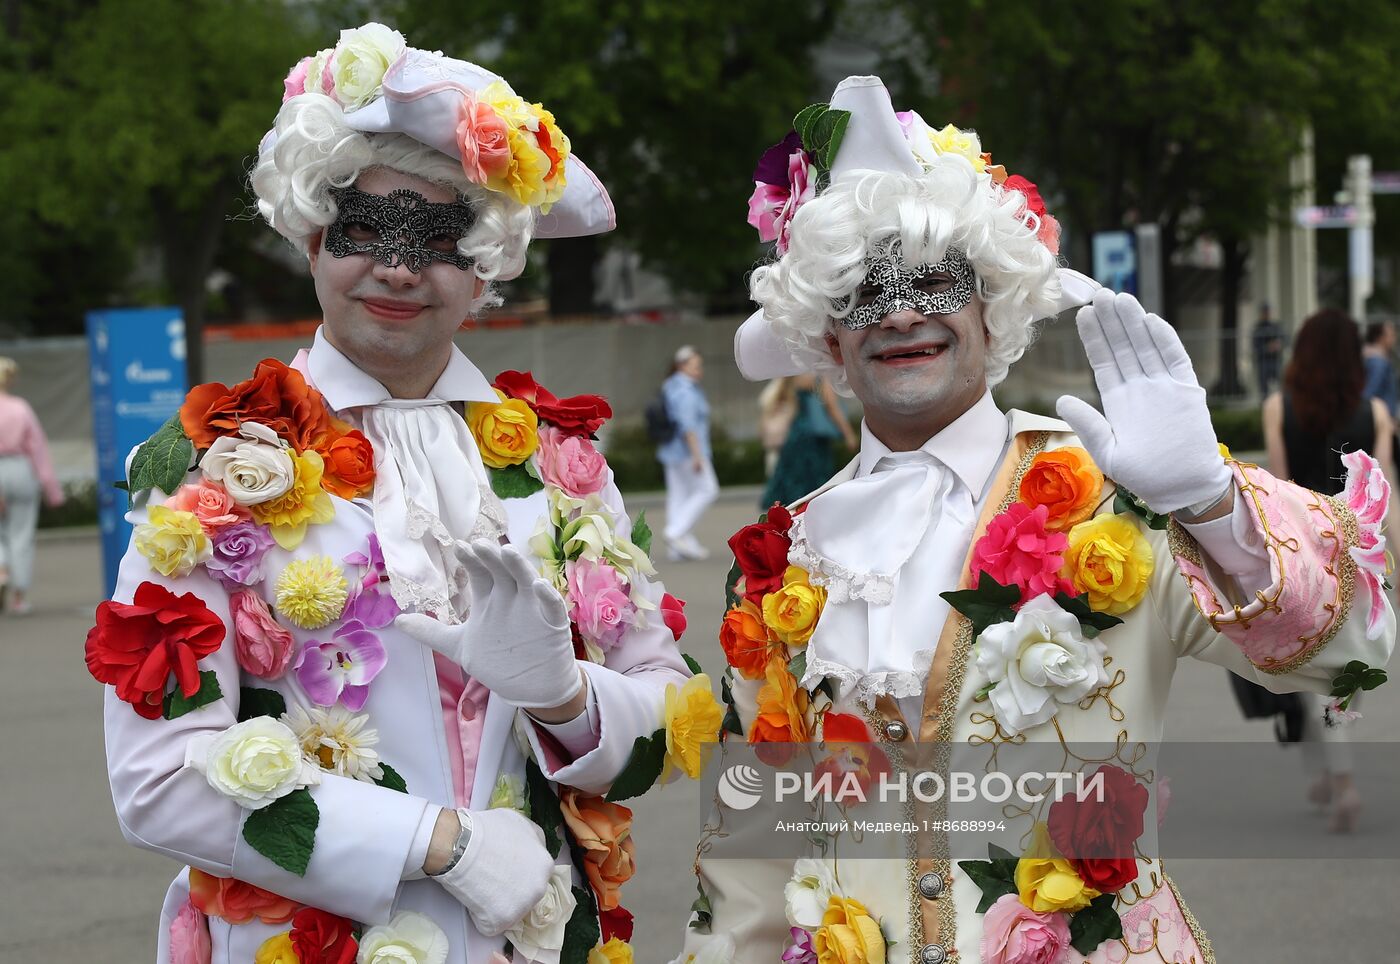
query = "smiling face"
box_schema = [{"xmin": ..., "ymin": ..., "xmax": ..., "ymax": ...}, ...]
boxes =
[{"xmin": 308, "ymin": 166, "xmax": 484, "ymax": 397}]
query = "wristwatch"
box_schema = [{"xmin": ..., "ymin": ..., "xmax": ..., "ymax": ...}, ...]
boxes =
[{"xmin": 433, "ymin": 809, "xmax": 474, "ymax": 877}]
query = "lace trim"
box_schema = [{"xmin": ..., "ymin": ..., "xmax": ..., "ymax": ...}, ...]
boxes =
[
  {"xmin": 799, "ymin": 645, "xmax": 936, "ymax": 707},
  {"xmin": 787, "ymin": 513, "xmax": 895, "ymax": 606},
  {"xmin": 391, "ymin": 480, "xmax": 508, "ymax": 625}
]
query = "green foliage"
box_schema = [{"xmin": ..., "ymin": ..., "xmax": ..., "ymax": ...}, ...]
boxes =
[
  {"xmin": 604, "ymin": 728, "xmax": 668, "ymax": 802},
  {"xmin": 374, "ymin": 764, "xmax": 409, "ymax": 793},
  {"xmin": 125, "ymin": 414, "xmax": 194, "ymax": 503},
  {"xmin": 242, "ymin": 788, "xmax": 319, "ymax": 876},
  {"xmin": 1209, "ymin": 407, "xmax": 1264, "ymax": 452},
  {"xmin": 490, "ymin": 461, "xmax": 547, "ymax": 499},
  {"xmin": 238, "ymin": 687, "xmax": 288, "ymax": 723},
  {"xmin": 163, "ymin": 671, "xmax": 223, "ymax": 719},
  {"xmin": 525, "ymin": 757, "xmax": 565, "ymax": 859},
  {"xmin": 940, "ymin": 572, "xmax": 1021, "ymax": 640}
]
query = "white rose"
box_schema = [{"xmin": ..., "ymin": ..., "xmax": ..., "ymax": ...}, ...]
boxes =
[
  {"xmin": 201, "ymin": 422, "xmax": 295, "ymax": 506},
  {"xmin": 303, "ymin": 47, "xmax": 335, "ymax": 96},
  {"xmin": 357, "ymin": 911, "xmax": 449, "ymax": 964},
  {"xmin": 973, "ymin": 594, "xmax": 1108, "ymax": 736},
  {"xmin": 783, "ymin": 858, "xmax": 841, "ymax": 930},
  {"xmin": 331, "ymin": 22, "xmax": 406, "ymax": 111},
  {"xmin": 186, "ymin": 716, "xmax": 319, "ymax": 810},
  {"xmin": 504, "ymin": 864, "xmax": 576, "ymax": 964}
]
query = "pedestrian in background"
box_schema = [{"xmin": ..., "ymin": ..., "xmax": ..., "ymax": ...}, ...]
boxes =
[
  {"xmin": 0, "ymin": 356, "xmax": 65, "ymax": 615},
  {"xmin": 1252, "ymin": 302, "xmax": 1284, "ymax": 398},
  {"xmin": 1362, "ymin": 318, "xmax": 1398, "ymax": 417},
  {"xmin": 758, "ymin": 373, "xmax": 857, "ymax": 509},
  {"xmin": 657, "ymin": 345, "xmax": 717, "ymax": 560}
]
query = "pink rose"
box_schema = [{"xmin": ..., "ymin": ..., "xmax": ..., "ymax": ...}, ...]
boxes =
[
  {"xmin": 166, "ymin": 479, "xmax": 251, "ymax": 533},
  {"xmin": 745, "ymin": 137, "xmax": 816, "ymax": 257},
  {"xmin": 457, "ymin": 95, "xmax": 513, "ymax": 185},
  {"xmin": 980, "ymin": 893, "xmax": 1071, "ymax": 964},
  {"xmin": 282, "ymin": 57, "xmax": 312, "ymax": 102},
  {"xmin": 971, "ymin": 502, "xmax": 1072, "ymax": 603},
  {"xmin": 169, "ymin": 899, "xmax": 212, "ymax": 964},
  {"xmin": 659, "ymin": 591, "xmax": 687, "ymax": 642},
  {"xmin": 229, "ymin": 589, "xmax": 296, "ymax": 679},
  {"xmin": 536, "ymin": 425, "xmax": 610, "ymax": 497},
  {"xmin": 567, "ymin": 560, "xmax": 636, "ymax": 652}
]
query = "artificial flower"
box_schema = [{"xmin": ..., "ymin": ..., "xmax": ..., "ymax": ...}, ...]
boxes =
[
  {"xmin": 229, "ymin": 589, "xmax": 297, "ymax": 679},
  {"xmin": 305, "ymin": 47, "xmax": 336, "ymax": 98},
  {"xmin": 749, "ymin": 658, "xmax": 812, "ymax": 745},
  {"xmin": 318, "ymin": 429, "xmax": 376, "ymax": 500},
  {"xmin": 559, "ymin": 500, "xmax": 656, "ymax": 576},
  {"xmin": 599, "ymin": 905, "xmax": 635, "ymax": 944},
  {"xmin": 1018, "ymin": 447, "xmax": 1103, "ymax": 532},
  {"xmin": 254, "ymin": 933, "xmax": 299, "ymax": 964},
  {"xmin": 169, "ymin": 899, "xmax": 212, "ymax": 964},
  {"xmin": 729, "ymin": 505, "xmax": 795, "ymax": 603},
  {"xmin": 1015, "ymin": 823, "xmax": 1099, "ymax": 914},
  {"xmin": 134, "ymin": 505, "xmax": 212, "ymax": 579},
  {"xmin": 294, "ymin": 619, "xmax": 388, "ymax": 710},
  {"xmin": 180, "ymin": 358, "xmax": 334, "ymax": 452},
  {"xmin": 567, "ymin": 559, "xmax": 636, "ymax": 653},
  {"xmin": 166, "ymin": 479, "xmax": 251, "ymax": 532},
  {"xmin": 783, "ymin": 927, "xmax": 817, "ymax": 964},
  {"xmin": 457, "ymin": 93, "xmax": 514, "ymax": 184},
  {"xmin": 476, "ymin": 83, "xmax": 570, "ymax": 211},
  {"xmin": 342, "ymin": 535, "xmax": 399, "ymax": 629},
  {"xmin": 812, "ymin": 713, "xmax": 890, "ymax": 801},
  {"xmin": 283, "ymin": 703, "xmax": 385, "ymax": 782},
  {"xmin": 1047, "ymin": 764, "xmax": 1148, "ymax": 893},
  {"xmin": 747, "ymin": 131, "xmax": 816, "ymax": 256},
  {"xmin": 979, "ymin": 892, "xmax": 1071, "ymax": 964},
  {"xmin": 971, "ymin": 503, "xmax": 1073, "ymax": 604},
  {"xmin": 762, "ymin": 566, "xmax": 826, "ymax": 647},
  {"xmin": 1341, "ymin": 449, "xmax": 1393, "ymax": 638},
  {"xmin": 289, "ymin": 907, "xmax": 357, "ymax": 964},
  {"xmin": 489, "ymin": 773, "xmax": 528, "ymax": 812},
  {"xmin": 784, "ymin": 859, "xmax": 841, "ymax": 931},
  {"xmin": 928, "ymin": 123, "xmax": 986, "ymax": 172},
  {"xmin": 1062, "ymin": 513, "xmax": 1154, "ymax": 615},
  {"xmin": 467, "ymin": 388, "xmax": 540, "ymax": 468},
  {"xmin": 86, "ymin": 582, "xmax": 224, "ymax": 719},
  {"xmin": 505, "ymin": 864, "xmax": 576, "ymax": 964},
  {"xmin": 813, "ymin": 895, "xmax": 886, "ymax": 964},
  {"xmin": 357, "ymin": 911, "xmax": 449, "ymax": 964},
  {"xmin": 560, "ymin": 789, "xmax": 636, "ymax": 912},
  {"xmin": 972, "ymin": 593, "xmax": 1109, "ymax": 736},
  {"xmin": 328, "ymin": 22, "xmax": 405, "ymax": 111},
  {"xmin": 251, "ymin": 448, "xmax": 337, "ymax": 550},
  {"xmin": 720, "ymin": 598, "xmax": 779, "ymax": 680},
  {"xmin": 201, "ymin": 422, "xmax": 297, "ymax": 507},
  {"xmin": 663, "ymin": 674, "xmax": 725, "ymax": 780},
  {"xmin": 659, "ymin": 591, "xmax": 687, "ymax": 642},
  {"xmin": 588, "ymin": 938, "xmax": 634, "ymax": 964},
  {"xmin": 188, "ymin": 869, "xmax": 299, "ymax": 924},
  {"xmin": 493, "ymin": 370, "xmax": 613, "ymax": 437},
  {"xmin": 275, "ymin": 555, "xmax": 349, "ymax": 630},
  {"xmin": 1324, "ymin": 698, "xmax": 1364, "ymax": 727},
  {"xmin": 190, "ymin": 716, "xmax": 319, "ymax": 810},
  {"xmin": 206, "ymin": 521, "xmax": 277, "ymax": 588},
  {"xmin": 537, "ymin": 424, "xmax": 610, "ymax": 497},
  {"xmin": 283, "ymin": 56, "xmax": 314, "ymax": 103},
  {"xmin": 1002, "ymin": 175, "xmax": 1060, "ymax": 254}
]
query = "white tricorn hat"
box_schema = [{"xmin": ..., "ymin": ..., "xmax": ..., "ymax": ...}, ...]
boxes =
[{"xmin": 734, "ymin": 75, "xmax": 1100, "ymax": 381}]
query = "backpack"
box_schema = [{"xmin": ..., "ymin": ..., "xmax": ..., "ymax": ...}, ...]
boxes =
[{"xmin": 644, "ymin": 389, "xmax": 677, "ymax": 445}]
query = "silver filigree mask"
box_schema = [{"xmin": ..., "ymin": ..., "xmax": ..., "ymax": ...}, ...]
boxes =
[
  {"xmin": 325, "ymin": 186, "xmax": 476, "ymax": 273},
  {"xmin": 836, "ymin": 240, "xmax": 976, "ymax": 330}
]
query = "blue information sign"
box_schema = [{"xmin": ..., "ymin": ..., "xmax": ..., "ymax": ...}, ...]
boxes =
[{"xmin": 85, "ymin": 308, "xmax": 188, "ymax": 596}]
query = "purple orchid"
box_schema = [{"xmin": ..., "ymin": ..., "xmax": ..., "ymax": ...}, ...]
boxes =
[
  {"xmin": 293, "ymin": 619, "xmax": 388, "ymax": 711},
  {"xmin": 781, "ymin": 927, "xmax": 816, "ymax": 964},
  {"xmin": 342, "ymin": 534, "xmax": 399, "ymax": 629}
]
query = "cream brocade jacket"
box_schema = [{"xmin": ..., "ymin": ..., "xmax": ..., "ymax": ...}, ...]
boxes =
[{"xmin": 675, "ymin": 412, "xmax": 1395, "ymax": 964}]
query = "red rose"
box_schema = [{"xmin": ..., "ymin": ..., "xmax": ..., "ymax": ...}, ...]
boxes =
[
  {"xmin": 289, "ymin": 907, "xmax": 357, "ymax": 964},
  {"xmin": 1003, "ymin": 175, "xmax": 1048, "ymax": 220},
  {"xmin": 1047, "ymin": 764, "xmax": 1149, "ymax": 893},
  {"xmin": 600, "ymin": 904, "xmax": 635, "ymax": 943},
  {"xmin": 85, "ymin": 582, "xmax": 225, "ymax": 719},
  {"xmin": 728, "ymin": 505, "xmax": 794, "ymax": 603},
  {"xmin": 493, "ymin": 370, "xmax": 612, "ymax": 437},
  {"xmin": 659, "ymin": 592, "xmax": 687, "ymax": 642}
]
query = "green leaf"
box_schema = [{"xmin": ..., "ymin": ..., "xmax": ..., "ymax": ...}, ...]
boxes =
[
  {"xmin": 490, "ymin": 461, "xmax": 546, "ymax": 500},
  {"xmin": 724, "ymin": 557, "xmax": 745, "ymax": 611},
  {"xmin": 787, "ymin": 650, "xmax": 808, "ymax": 682},
  {"xmin": 1114, "ymin": 487, "xmax": 1169, "ymax": 530},
  {"xmin": 682, "ymin": 652, "xmax": 704, "ymax": 676},
  {"xmin": 720, "ymin": 673, "xmax": 745, "ymax": 737},
  {"xmin": 126, "ymin": 414, "xmax": 193, "ymax": 505},
  {"xmin": 960, "ymin": 858, "xmax": 1018, "ymax": 914},
  {"xmin": 605, "ymin": 728, "xmax": 668, "ymax": 802},
  {"xmin": 525, "ymin": 758, "xmax": 565, "ymax": 858},
  {"xmin": 242, "ymin": 788, "xmax": 319, "ymax": 876},
  {"xmin": 1361, "ymin": 668, "xmax": 1389, "ymax": 690},
  {"xmin": 374, "ymin": 763, "xmax": 408, "ymax": 794},
  {"xmin": 822, "ymin": 109, "xmax": 851, "ymax": 168},
  {"xmin": 1069, "ymin": 893, "xmax": 1124, "ymax": 954},
  {"xmin": 558, "ymin": 885, "xmax": 601, "ymax": 964},
  {"xmin": 1052, "ymin": 592, "xmax": 1125, "ymax": 639},
  {"xmin": 163, "ymin": 671, "xmax": 223, "ymax": 720},
  {"xmin": 809, "ymin": 108, "xmax": 847, "ymax": 159},
  {"xmin": 689, "ymin": 881, "xmax": 714, "ymax": 930},
  {"xmin": 237, "ymin": 686, "xmax": 287, "ymax": 723},
  {"xmin": 793, "ymin": 103, "xmax": 826, "ymax": 146},
  {"xmin": 631, "ymin": 510, "xmax": 653, "ymax": 555},
  {"xmin": 940, "ymin": 571, "xmax": 1022, "ymax": 638}
]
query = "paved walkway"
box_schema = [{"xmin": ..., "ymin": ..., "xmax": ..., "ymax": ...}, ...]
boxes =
[{"xmin": 3, "ymin": 493, "xmax": 1394, "ymax": 962}]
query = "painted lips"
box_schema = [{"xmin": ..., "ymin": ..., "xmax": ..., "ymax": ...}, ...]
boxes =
[{"xmin": 361, "ymin": 298, "xmax": 426, "ymax": 321}]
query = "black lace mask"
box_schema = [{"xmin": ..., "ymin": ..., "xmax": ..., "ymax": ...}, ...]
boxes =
[
  {"xmin": 836, "ymin": 240, "xmax": 977, "ymax": 330},
  {"xmin": 324, "ymin": 186, "xmax": 476, "ymax": 273}
]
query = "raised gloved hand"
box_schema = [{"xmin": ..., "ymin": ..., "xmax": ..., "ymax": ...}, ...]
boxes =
[
  {"xmin": 395, "ymin": 540, "xmax": 583, "ymax": 710},
  {"xmin": 1055, "ymin": 290, "xmax": 1231, "ymax": 514},
  {"xmin": 432, "ymin": 807, "xmax": 556, "ymax": 937}
]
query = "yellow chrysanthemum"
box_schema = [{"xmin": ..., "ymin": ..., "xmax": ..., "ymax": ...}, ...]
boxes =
[
  {"xmin": 253, "ymin": 933, "xmax": 298, "ymax": 964},
  {"xmin": 588, "ymin": 938, "xmax": 634, "ymax": 964},
  {"xmin": 134, "ymin": 505, "xmax": 211, "ymax": 578},
  {"xmin": 250, "ymin": 449, "xmax": 335, "ymax": 550},
  {"xmin": 663, "ymin": 674, "xmax": 724, "ymax": 780},
  {"xmin": 274, "ymin": 555, "xmax": 348, "ymax": 630}
]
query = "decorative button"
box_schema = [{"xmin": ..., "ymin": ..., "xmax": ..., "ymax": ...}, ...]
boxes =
[
  {"xmin": 920, "ymin": 943, "xmax": 947, "ymax": 964},
  {"xmin": 917, "ymin": 871, "xmax": 945, "ymax": 899},
  {"xmin": 884, "ymin": 719, "xmax": 908, "ymax": 742}
]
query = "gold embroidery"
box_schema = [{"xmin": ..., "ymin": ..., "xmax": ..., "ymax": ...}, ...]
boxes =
[{"xmin": 1165, "ymin": 870, "xmax": 1217, "ymax": 964}]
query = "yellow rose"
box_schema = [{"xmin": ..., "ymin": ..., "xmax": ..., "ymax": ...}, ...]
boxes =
[
  {"xmin": 928, "ymin": 123, "xmax": 987, "ymax": 172},
  {"xmin": 588, "ymin": 938, "xmax": 634, "ymax": 964},
  {"xmin": 1062, "ymin": 513, "xmax": 1155, "ymax": 615},
  {"xmin": 254, "ymin": 932, "xmax": 298, "ymax": 964},
  {"xmin": 663, "ymin": 674, "xmax": 724, "ymax": 780},
  {"xmin": 814, "ymin": 895, "xmax": 886, "ymax": 964},
  {"xmin": 1015, "ymin": 822, "xmax": 1100, "ymax": 913},
  {"xmin": 468, "ymin": 389, "xmax": 540, "ymax": 468},
  {"xmin": 761, "ymin": 566, "xmax": 826, "ymax": 647},
  {"xmin": 250, "ymin": 449, "xmax": 336, "ymax": 550},
  {"xmin": 134, "ymin": 505, "xmax": 212, "ymax": 578}
]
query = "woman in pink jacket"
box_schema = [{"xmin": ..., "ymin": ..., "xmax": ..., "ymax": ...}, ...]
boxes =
[{"xmin": 0, "ymin": 355, "xmax": 65, "ymax": 615}]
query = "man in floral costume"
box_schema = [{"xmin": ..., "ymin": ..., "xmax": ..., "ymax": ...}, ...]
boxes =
[
  {"xmin": 675, "ymin": 76, "xmax": 1395, "ymax": 964},
  {"xmin": 89, "ymin": 24, "xmax": 718, "ymax": 964}
]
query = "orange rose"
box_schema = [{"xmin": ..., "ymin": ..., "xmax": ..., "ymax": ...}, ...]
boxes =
[
  {"xmin": 180, "ymin": 359, "xmax": 334, "ymax": 451},
  {"xmin": 1018, "ymin": 447, "xmax": 1104, "ymax": 531},
  {"xmin": 720, "ymin": 599, "xmax": 781, "ymax": 680},
  {"xmin": 559, "ymin": 789, "xmax": 636, "ymax": 912},
  {"xmin": 317, "ymin": 428, "xmax": 376, "ymax": 499},
  {"xmin": 749, "ymin": 657, "xmax": 810, "ymax": 744},
  {"xmin": 188, "ymin": 868, "xmax": 300, "ymax": 925}
]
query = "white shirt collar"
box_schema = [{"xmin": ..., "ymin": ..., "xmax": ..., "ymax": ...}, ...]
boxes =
[
  {"xmin": 856, "ymin": 390, "xmax": 1009, "ymax": 496},
  {"xmin": 303, "ymin": 326, "xmax": 498, "ymax": 411}
]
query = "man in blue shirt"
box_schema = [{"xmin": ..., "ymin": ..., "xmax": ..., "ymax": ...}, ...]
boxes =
[
  {"xmin": 657, "ymin": 345, "xmax": 717, "ymax": 559},
  {"xmin": 1363, "ymin": 319, "xmax": 1398, "ymax": 417}
]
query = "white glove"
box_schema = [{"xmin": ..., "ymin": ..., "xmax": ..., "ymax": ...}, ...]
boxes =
[
  {"xmin": 1056, "ymin": 290, "xmax": 1231, "ymax": 514},
  {"xmin": 396, "ymin": 540, "xmax": 583, "ymax": 710},
  {"xmin": 432, "ymin": 807, "xmax": 555, "ymax": 937}
]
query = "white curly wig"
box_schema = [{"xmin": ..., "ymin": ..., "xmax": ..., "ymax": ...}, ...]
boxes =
[
  {"xmin": 250, "ymin": 93, "xmax": 535, "ymax": 314},
  {"xmin": 749, "ymin": 156, "xmax": 1061, "ymax": 393}
]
